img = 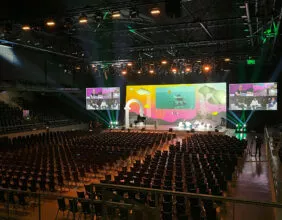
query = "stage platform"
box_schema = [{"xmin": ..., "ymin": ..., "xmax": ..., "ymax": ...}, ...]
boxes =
[{"xmin": 109, "ymin": 125, "xmax": 236, "ymax": 136}]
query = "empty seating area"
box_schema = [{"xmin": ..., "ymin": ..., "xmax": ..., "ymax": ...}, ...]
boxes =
[
  {"xmin": 0, "ymin": 130, "xmax": 167, "ymax": 194},
  {"xmin": 98, "ymin": 134, "xmax": 246, "ymax": 219},
  {"xmin": 0, "ymin": 94, "xmax": 85, "ymax": 134}
]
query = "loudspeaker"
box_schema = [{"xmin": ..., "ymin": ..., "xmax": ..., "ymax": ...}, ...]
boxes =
[
  {"xmin": 215, "ymin": 129, "xmax": 219, "ymax": 132},
  {"xmin": 169, "ymin": 128, "xmax": 173, "ymax": 132}
]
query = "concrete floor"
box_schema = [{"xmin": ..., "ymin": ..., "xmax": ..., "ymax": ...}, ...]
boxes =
[{"xmin": 226, "ymin": 135, "xmax": 276, "ymax": 220}]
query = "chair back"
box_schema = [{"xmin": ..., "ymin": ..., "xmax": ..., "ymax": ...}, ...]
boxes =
[
  {"xmin": 81, "ymin": 200, "xmax": 91, "ymax": 214},
  {"xmin": 69, "ymin": 199, "xmax": 78, "ymax": 213},
  {"xmin": 57, "ymin": 197, "xmax": 66, "ymax": 211}
]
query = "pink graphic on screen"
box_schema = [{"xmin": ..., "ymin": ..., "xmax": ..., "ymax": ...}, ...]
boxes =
[{"xmin": 126, "ymin": 84, "xmax": 226, "ymax": 126}]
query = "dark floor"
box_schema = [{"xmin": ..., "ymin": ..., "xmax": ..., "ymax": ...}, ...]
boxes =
[{"xmin": 226, "ymin": 135, "xmax": 275, "ymax": 220}]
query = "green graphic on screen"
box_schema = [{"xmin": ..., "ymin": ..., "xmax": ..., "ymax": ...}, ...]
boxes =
[{"xmin": 156, "ymin": 86, "xmax": 195, "ymax": 109}]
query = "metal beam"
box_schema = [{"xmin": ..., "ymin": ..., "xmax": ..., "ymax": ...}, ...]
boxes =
[
  {"xmin": 0, "ymin": 40, "xmax": 82, "ymax": 60},
  {"xmin": 199, "ymin": 23, "xmax": 213, "ymax": 39},
  {"xmin": 116, "ymin": 38, "xmax": 250, "ymax": 52},
  {"xmin": 271, "ymin": 6, "xmax": 282, "ymax": 55},
  {"xmin": 245, "ymin": 2, "xmax": 254, "ymax": 47},
  {"xmin": 76, "ymin": 17, "xmax": 247, "ymax": 34}
]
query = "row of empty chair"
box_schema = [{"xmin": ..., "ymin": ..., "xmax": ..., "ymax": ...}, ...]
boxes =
[
  {"xmin": 99, "ymin": 134, "xmax": 246, "ymax": 220},
  {"xmin": 0, "ymin": 94, "xmax": 86, "ymax": 134},
  {"xmin": 0, "ymin": 130, "xmax": 169, "ymax": 193}
]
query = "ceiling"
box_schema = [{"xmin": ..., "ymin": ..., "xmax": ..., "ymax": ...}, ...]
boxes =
[{"xmin": 0, "ymin": 0, "xmax": 282, "ymax": 63}]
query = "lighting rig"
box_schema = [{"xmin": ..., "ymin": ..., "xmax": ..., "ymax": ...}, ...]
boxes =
[{"xmin": 235, "ymin": 123, "xmax": 247, "ymax": 133}]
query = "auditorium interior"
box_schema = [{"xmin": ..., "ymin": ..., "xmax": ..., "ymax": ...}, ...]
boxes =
[{"xmin": 0, "ymin": 0, "xmax": 282, "ymax": 219}]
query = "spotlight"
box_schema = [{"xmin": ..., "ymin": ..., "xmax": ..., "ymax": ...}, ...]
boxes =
[
  {"xmin": 172, "ymin": 68, "xmax": 177, "ymax": 73},
  {"xmin": 149, "ymin": 69, "xmax": 154, "ymax": 74},
  {"xmin": 22, "ymin": 25, "xmax": 31, "ymax": 31},
  {"xmin": 79, "ymin": 15, "xmax": 88, "ymax": 24},
  {"xmin": 203, "ymin": 65, "xmax": 211, "ymax": 72},
  {"xmin": 112, "ymin": 11, "xmax": 121, "ymax": 18},
  {"xmin": 161, "ymin": 60, "xmax": 167, "ymax": 65},
  {"xmin": 121, "ymin": 70, "xmax": 127, "ymax": 75},
  {"xmin": 137, "ymin": 70, "xmax": 142, "ymax": 74},
  {"xmin": 185, "ymin": 67, "xmax": 191, "ymax": 73},
  {"xmin": 224, "ymin": 58, "xmax": 231, "ymax": 62},
  {"xmin": 46, "ymin": 20, "xmax": 55, "ymax": 27},
  {"xmin": 127, "ymin": 62, "xmax": 133, "ymax": 67},
  {"xmin": 150, "ymin": 8, "xmax": 161, "ymax": 15},
  {"xmin": 243, "ymin": 124, "xmax": 246, "ymax": 127},
  {"xmin": 236, "ymin": 124, "xmax": 238, "ymax": 127},
  {"xmin": 75, "ymin": 66, "xmax": 81, "ymax": 70}
]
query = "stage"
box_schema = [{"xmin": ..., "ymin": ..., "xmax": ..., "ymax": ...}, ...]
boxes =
[{"xmin": 109, "ymin": 124, "xmax": 236, "ymax": 136}]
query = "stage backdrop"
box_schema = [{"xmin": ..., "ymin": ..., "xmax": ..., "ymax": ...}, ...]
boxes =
[{"xmin": 125, "ymin": 83, "xmax": 226, "ymax": 128}]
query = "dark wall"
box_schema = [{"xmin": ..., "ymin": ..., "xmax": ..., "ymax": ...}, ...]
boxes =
[{"xmin": 0, "ymin": 46, "xmax": 90, "ymax": 87}]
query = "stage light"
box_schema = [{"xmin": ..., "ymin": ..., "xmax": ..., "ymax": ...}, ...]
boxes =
[
  {"xmin": 149, "ymin": 69, "xmax": 154, "ymax": 74},
  {"xmin": 79, "ymin": 15, "xmax": 88, "ymax": 24},
  {"xmin": 127, "ymin": 62, "xmax": 133, "ymax": 67},
  {"xmin": 137, "ymin": 70, "xmax": 142, "ymax": 74},
  {"xmin": 185, "ymin": 67, "xmax": 191, "ymax": 73},
  {"xmin": 203, "ymin": 65, "xmax": 211, "ymax": 72},
  {"xmin": 150, "ymin": 8, "xmax": 161, "ymax": 15},
  {"xmin": 112, "ymin": 11, "xmax": 121, "ymax": 18},
  {"xmin": 161, "ymin": 60, "xmax": 167, "ymax": 65},
  {"xmin": 224, "ymin": 58, "xmax": 231, "ymax": 62},
  {"xmin": 75, "ymin": 66, "xmax": 81, "ymax": 70},
  {"xmin": 22, "ymin": 25, "xmax": 31, "ymax": 31},
  {"xmin": 243, "ymin": 124, "xmax": 246, "ymax": 127},
  {"xmin": 236, "ymin": 124, "xmax": 238, "ymax": 127},
  {"xmin": 121, "ymin": 70, "xmax": 127, "ymax": 75},
  {"xmin": 172, "ymin": 68, "xmax": 177, "ymax": 73},
  {"xmin": 196, "ymin": 60, "xmax": 201, "ymax": 63},
  {"xmin": 46, "ymin": 20, "xmax": 55, "ymax": 27}
]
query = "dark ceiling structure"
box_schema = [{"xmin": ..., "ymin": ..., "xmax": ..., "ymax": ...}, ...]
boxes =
[{"xmin": 1, "ymin": 0, "xmax": 282, "ymax": 64}]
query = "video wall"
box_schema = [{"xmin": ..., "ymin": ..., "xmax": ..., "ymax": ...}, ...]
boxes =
[
  {"xmin": 229, "ymin": 82, "xmax": 277, "ymax": 110},
  {"xmin": 126, "ymin": 83, "xmax": 226, "ymax": 127},
  {"xmin": 86, "ymin": 87, "xmax": 120, "ymax": 110}
]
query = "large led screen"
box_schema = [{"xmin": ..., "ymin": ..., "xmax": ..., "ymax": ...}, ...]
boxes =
[
  {"xmin": 126, "ymin": 83, "xmax": 226, "ymax": 128},
  {"xmin": 229, "ymin": 82, "xmax": 277, "ymax": 110},
  {"xmin": 86, "ymin": 87, "xmax": 120, "ymax": 110}
]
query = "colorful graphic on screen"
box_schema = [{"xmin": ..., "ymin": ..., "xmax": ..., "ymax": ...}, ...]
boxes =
[
  {"xmin": 126, "ymin": 83, "xmax": 226, "ymax": 128},
  {"xmin": 229, "ymin": 82, "xmax": 277, "ymax": 110},
  {"xmin": 86, "ymin": 87, "xmax": 120, "ymax": 110}
]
